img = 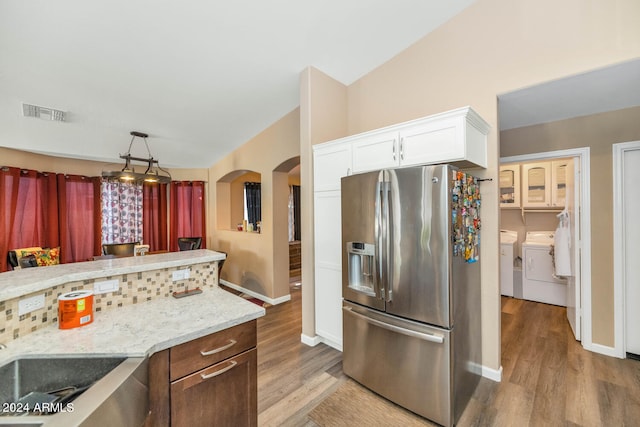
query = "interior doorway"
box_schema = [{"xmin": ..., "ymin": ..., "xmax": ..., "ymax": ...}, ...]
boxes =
[
  {"xmin": 500, "ymin": 148, "xmax": 591, "ymax": 344},
  {"xmin": 613, "ymin": 141, "xmax": 640, "ymax": 358}
]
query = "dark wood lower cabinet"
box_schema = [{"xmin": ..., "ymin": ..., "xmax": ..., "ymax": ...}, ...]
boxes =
[
  {"xmin": 171, "ymin": 348, "xmax": 257, "ymax": 427},
  {"xmin": 145, "ymin": 320, "xmax": 258, "ymax": 427}
]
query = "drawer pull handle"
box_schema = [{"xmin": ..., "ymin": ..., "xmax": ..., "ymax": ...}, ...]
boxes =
[
  {"xmin": 200, "ymin": 339, "xmax": 237, "ymax": 356},
  {"xmin": 200, "ymin": 360, "xmax": 237, "ymax": 380}
]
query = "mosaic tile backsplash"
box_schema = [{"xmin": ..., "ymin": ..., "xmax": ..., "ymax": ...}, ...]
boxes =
[{"xmin": 0, "ymin": 261, "xmax": 218, "ymax": 344}]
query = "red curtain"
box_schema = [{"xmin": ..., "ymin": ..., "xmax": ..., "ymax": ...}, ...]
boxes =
[
  {"xmin": 143, "ymin": 182, "xmax": 168, "ymax": 252},
  {"xmin": 0, "ymin": 167, "xmax": 59, "ymax": 271},
  {"xmin": 57, "ymin": 174, "xmax": 102, "ymax": 263},
  {"xmin": 170, "ymin": 181, "xmax": 206, "ymax": 252}
]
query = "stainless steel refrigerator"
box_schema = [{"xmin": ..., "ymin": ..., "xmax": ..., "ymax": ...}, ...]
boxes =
[{"xmin": 341, "ymin": 164, "xmax": 482, "ymax": 427}]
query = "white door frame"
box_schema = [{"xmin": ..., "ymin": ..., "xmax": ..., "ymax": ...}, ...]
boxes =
[
  {"xmin": 613, "ymin": 140, "xmax": 640, "ymax": 358},
  {"xmin": 501, "ymin": 147, "xmax": 593, "ymax": 351}
]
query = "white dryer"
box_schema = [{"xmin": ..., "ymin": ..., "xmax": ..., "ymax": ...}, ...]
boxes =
[
  {"xmin": 500, "ymin": 230, "xmax": 517, "ymax": 297},
  {"xmin": 522, "ymin": 231, "xmax": 567, "ymax": 306}
]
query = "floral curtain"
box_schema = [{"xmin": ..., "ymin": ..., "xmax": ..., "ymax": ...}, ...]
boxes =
[
  {"xmin": 100, "ymin": 179, "xmax": 143, "ymax": 244},
  {"xmin": 288, "ymin": 186, "xmax": 294, "ymax": 242}
]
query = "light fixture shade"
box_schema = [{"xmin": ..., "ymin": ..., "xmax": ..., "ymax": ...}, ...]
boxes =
[{"xmin": 102, "ymin": 131, "xmax": 171, "ymax": 184}]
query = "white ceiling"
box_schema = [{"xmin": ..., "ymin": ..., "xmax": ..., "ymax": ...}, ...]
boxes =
[
  {"xmin": 0, "ymin": 0, "xmax": 476, "ymax": 168},
  {"xmin": 498, "ymin": 58, "xmax": 640, "ymax": 131}
]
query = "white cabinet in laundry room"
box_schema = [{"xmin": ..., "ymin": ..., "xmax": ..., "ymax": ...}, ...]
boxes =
[
  {"xmin": 522, "ymin": 162, "xmax": 551, "ymax": 208},
  {"xmin": 551, "ymin": 159, "xmax": 570, "ymax": 207},
  {"xmin": 521, "ymin": 159, "xmax": 571, "ymax": 208},
  {"xmin": 499, "ymin": 164, "xmax": 520, "ymax": 208}
]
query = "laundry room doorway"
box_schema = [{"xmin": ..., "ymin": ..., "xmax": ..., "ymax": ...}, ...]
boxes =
[{"xmin": 500, "ymin": 148, "xmax": 591, "ymax": 343}]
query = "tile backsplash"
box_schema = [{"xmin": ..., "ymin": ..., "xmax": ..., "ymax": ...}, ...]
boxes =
[{"xmin": 0, "ymin": 261, "xmax": 218, "ymax": 344}]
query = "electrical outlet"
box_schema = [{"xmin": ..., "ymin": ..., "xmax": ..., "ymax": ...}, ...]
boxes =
[
  {"xmin": 18, "ymin": 294, "xmax": 45, "ymax": 316},
  {"xmin": 172, "ymin": 269, "xmax": 191, "ymax": 281},
  {"xmin": 94, "ymin": 279, "xmax": 119, "ymax": 295}
]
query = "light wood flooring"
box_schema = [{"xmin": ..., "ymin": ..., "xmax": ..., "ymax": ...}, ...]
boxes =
[{"xmin": 252, "ymin": 286, "xmax": 640, "ymax": 426}]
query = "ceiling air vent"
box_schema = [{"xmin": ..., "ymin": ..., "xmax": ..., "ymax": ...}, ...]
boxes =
[{"xmin": 22, "ymin": 103, "xmax": 67, "ymax": 122}]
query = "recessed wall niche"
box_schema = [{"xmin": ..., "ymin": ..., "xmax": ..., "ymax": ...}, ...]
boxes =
[{"xmin": 216, "ymin": 170, "xmax": 261, "ymax": 231}]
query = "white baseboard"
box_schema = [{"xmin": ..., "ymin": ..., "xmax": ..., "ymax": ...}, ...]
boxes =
[
  {"xmin": 301, "ymin": 334, "xmax": 322, "ymax": 347},
  {"xmin": 319, "ymin": 336, "xmax": 343, "ymax": 352},
  {"xmin": 584, "ymin": 342, "xmax": 623, "ymax": 358},
  {"xmin": 220, "ymin": 279, "xmax": 291, "ymax": 306},
  {"xmin": 482, "ymin": 364, "xmax": 502, "ymax": 382}
]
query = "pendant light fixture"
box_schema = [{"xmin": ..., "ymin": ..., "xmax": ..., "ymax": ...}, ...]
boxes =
[{"xmin": 102, "ymin": 131, "xmax": 171, "ymax": 184}]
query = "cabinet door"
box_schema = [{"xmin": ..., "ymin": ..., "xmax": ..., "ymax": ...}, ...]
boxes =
[
  {"xmin": 351, "ymin": 130, "xmax": 399, "ymax": 173},
  {"xmin": 551, "ymin": 159, "xmax": 569, "ymax": 207},
  {"xmin": 398, "ymin": 117, "xmax": 462, "ymax": 167},
  {"xmin": 522, "ymin": 162, "xmax": 551, "ymax": 207},
  {"xmin": 313, "ymin": 142, "xmax": 352, "ymax": 191},
  {"xmin": 313, "ymin": 190, "xmax": 343, "ymax": 350},
  {"xmin": 499, "ymin": 164, "xmax": 520, "ymax": 208},
  {"xmin": 171, "ymin": 349, "xmax": 257, "ymax": 427}
]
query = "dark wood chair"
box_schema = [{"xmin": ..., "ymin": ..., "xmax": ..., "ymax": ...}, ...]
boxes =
[
  {"xmin": 102, "ymin": 242, "xmax": 140, "ymax": 257},
  {"xmin": 177, "ymin": 237, "xmax": 202, "ymax": 251}
]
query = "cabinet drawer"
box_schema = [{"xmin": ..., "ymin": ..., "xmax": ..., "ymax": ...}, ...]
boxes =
[
  {"xmin": 170, "ymin": 320, "xmax": 256, "ymax": 381},
  {"xmin": 171, "ymin": 348, "xmax": 257, "ymax": 427}
]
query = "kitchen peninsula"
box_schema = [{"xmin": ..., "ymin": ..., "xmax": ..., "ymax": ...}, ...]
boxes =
[{"xmin": 0, "ymin": 250, "xmax": 264, "ymax": 426}]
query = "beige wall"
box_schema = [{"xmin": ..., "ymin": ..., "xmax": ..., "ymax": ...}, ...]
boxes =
[
  {"xmin": 0, "ymin": 146, "xmax": 208, "ymax": 181},
  {"xmin": 306, "ymin": 0, "xmax": 640, "ymax": 371},
  {"xmin": 209, "ymin": 108, "xmax": 300, "ymax": 300},
  {"xmin": 501, "ymin": 106, "xmax": 640, "ymax": 346},
  {"xmin": 300, "ymin": 67, "xmax": 349, "ymax": 339}
]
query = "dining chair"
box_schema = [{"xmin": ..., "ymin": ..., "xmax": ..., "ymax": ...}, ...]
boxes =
[
  {"xmin": 102, "ymin": 242, "xmax": 140, "ymax": 257},
  {"xmin": 177, "ymin": 237, "xmax": 202, "ymax": 251}
]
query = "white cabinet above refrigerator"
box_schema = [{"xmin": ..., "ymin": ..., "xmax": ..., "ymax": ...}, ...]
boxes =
[{"xmin": 348, "ymin": 106, "xmax": 490, "ymax": 174}]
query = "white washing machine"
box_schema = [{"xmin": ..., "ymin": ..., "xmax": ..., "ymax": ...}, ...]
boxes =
[
  {"xmin": 500, "ymin": 230, "xmax": 517, "ymax": 297},
  {"xmin": 522, "ymin": 231, "xmax": 567, "ymax": 306}
]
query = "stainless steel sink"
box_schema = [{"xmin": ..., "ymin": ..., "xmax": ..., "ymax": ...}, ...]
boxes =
[
  {"xmin": 0, "ymin": 356, "xmax": 126, "ymax": 410},
  {"xmin": 0, "ymin": 356, "xmax": 148, "ymax": 427}
]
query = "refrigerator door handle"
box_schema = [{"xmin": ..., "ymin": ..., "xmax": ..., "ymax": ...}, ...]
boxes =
[
  {"xmin": 375, "ymin": 181, "xmax": 384, "ymax": 300},
  {"xmin": 382, "ymin": 179, "xmax": 393, "ymax": 303},
  {"xmin": 343, "ymin": 306, "xmax": 444, "ymax": 344}
]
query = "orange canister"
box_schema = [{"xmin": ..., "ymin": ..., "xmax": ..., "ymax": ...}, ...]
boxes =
[{"xmin": 58, "ymin": 290, "xmax": 94, "ymax": 329}]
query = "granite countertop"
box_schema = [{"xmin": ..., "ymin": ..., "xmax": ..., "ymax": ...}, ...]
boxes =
[
  {"xmin": 0, "ymin": 286, "xmax": 265, "ymax": 366},
  {"xmin": 0, "ymin": 249, "xmax": 226, "ymax": 303}
]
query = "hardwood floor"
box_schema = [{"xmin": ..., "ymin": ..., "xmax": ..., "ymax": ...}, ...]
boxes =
[
  {"xmin": 253, "ymin": 287, "xmax": 640, "ymax": 426},
  {"xmin": 256, "ymin": 283, "xmax": 345, "ymax": 426}
]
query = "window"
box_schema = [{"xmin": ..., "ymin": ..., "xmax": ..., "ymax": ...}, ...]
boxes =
[
  {"xmin": 243, "ymin": 181, "xmax": 261, "ymax": 229},
  {"xmin": 288, "ymin": 185, "xmax": 300, "ymax": 242},
  {"xmin": 215, "ymin": 170, "xmax": 260, "ymax": 231}
]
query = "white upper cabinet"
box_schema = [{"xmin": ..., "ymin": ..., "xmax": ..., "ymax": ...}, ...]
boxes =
[
  {"xmin": 351, "ymin": 130, "xmax": 399, "ymax": 172},
  {"xmin": 347, "ymin": 106, "xmax": 489, "ymax": 174},
  {"xmin": 499, "ymin": 164, "xmax": 520, "ymax": 208},
  {"xmin": 522, "ymin": 162, "xmax": 552, "ymax": 208},
  {"xmin": 521, "ymin": 159, "xmax": 571, "ymax": 208},
  {"xmin": 313, "ymin": 141, "xmax": 352, "ymax": 192},
  {"xmin": 551, "ymin": 159, "xmax": 569, "ymax": 207}
]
